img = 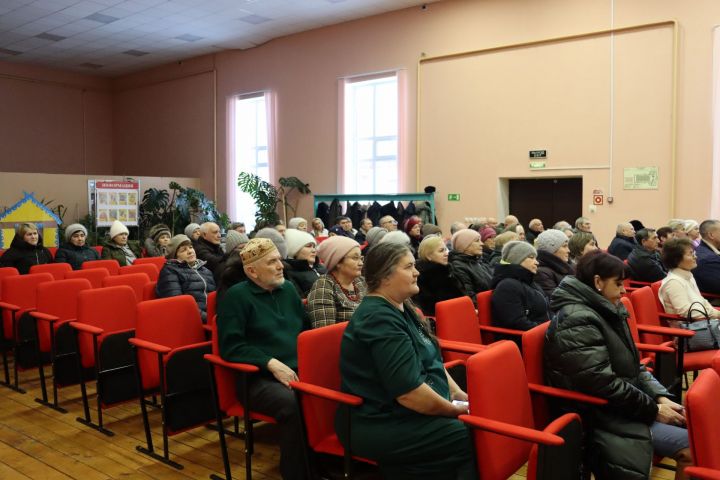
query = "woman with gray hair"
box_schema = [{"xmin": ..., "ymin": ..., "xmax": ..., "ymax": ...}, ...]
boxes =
[
  {"xmin": 287, "ymin": 217, "xmax": 308, "ymax": 231},
  {"xmin": 337, "ymin": 242, "xmax": 476, "ymax": 479}
]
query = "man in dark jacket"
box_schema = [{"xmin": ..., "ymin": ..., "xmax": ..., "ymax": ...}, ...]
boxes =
[
  {"xmin": 607, "ymin": 222, "xmax": 637, "ymax": 260},
  {"xmin": 693, "ymin": 219, "xmax": 720, "ymax": 295},
  {"xmin": 627, "ymin": 228, "xmax": 667, "ymax": 283},
  {"xmin": 524, "ymin": 218, "xmax": 544, "ymax": 245},
  {"xmin": 545, "ymin": 268, "xmax": 689, "ymax": 480},
  {"xmin": 194, "ymin": 222, "xmax": 224, "ymax": 275}
]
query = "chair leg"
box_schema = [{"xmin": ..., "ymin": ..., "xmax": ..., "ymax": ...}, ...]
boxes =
[
  {"xmin": 35, "ymin": 325, "xmax": 66, "ymax": 413},
  {"xmin": 7, "ymin": 313, "xmax": 25, "ymax": 393},
  {"xmin": 208, "ymin": 363, "xmax": 232, "ymax": 480},
  {"xmin": 75, "ymin": 334, "xmax": 113, "ymax": 436},
  {"xmin": 33, "ymin": 319, "xmax": 49, "ymax": 404}
]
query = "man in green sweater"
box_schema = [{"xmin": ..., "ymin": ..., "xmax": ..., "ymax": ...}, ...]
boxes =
[{"xmin": 217, "ymin": 237, "xmax": 310, "ymax": 480}]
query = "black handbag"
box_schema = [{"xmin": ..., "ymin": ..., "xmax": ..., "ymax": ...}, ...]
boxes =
[{"xmin": 680, "ymin": 302, "xmax": 720, "ymax": 352}]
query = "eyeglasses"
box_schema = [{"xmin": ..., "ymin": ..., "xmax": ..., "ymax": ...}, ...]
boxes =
[
  {"xmin": 344, "ymin": 255, "xmax": 364, "ymax": 263},
  {"xmin": 382, "ymin": 220, "xmax": 398, "ymax": 225}
]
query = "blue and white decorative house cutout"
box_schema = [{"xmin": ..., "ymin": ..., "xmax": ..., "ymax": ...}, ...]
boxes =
[{"xmin": 0, "ymin": 192, "xmax": 62, "ymax": 249}]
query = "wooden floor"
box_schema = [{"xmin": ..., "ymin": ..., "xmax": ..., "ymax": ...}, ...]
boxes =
[{"xmin": 0, "ymin": 359, "xmax": 680, "ymax": 480}]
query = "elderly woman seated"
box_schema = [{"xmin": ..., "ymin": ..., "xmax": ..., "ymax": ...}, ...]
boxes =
[
  {"xmin": 156, "ymin": 234, "xmax": 216, "ymax": 323},
  {"xmin": 283, "ymin": 228, "xmax": 326, "ymax": 298},
  {"xmin": 306, "ymin": 236, "xmax": 367, "ymax": 328}
]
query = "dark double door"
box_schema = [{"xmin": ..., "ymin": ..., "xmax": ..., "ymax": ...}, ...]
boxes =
[{"xmin": 508, "ymin": 178, "xmax": 582, "ymax": 228}]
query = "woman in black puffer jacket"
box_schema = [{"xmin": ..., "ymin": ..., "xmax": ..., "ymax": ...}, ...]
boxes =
[
  {"xmin": 283, "ymin": 228, "xmax": 326, "ymax": 298},
  {"xmin": 544, "ymin": 251, "xmax": 691, "ymax": 480},
  {"xmin": 156, "ymin": 234, "xmax": 216, "ymax": 323},
  {"xmin": 413, "ymin": 235, "xmax": 463, "ymax": 315},
  {"xmin": 0, "ymin": 223, "xmax": 53, "ymax": 274},
  {"xmin": 55, "ymin": 224, "xmax": 100, "ymax": 270},
  {"xmin": 534, "ymin": 229, "xmax": 574, "ymax": 299},
  {"xmin": 490, "ymin": 241, "xmax": 548, "ymax": 344},
  {"xmin": 448, "ymin": 229, "xmax": 492, "ymax": 304}
]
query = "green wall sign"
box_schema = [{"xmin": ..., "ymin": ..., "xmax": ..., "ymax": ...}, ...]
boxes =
[{"xmin": 447, "ymin": 193, "xmax": 461, "ymax": 201}]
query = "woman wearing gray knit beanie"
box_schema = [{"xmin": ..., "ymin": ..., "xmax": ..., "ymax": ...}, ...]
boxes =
[
  {"xmin": 489, "ymin": 241, "xmax": 549, "ymax": 345},
  {"xmin": 55, "ymin": 223, "xmax": 100, "ymax": 270},
  {"xmin": 535, "ymin": 229, "xmax": 574, "ymax": 299}
]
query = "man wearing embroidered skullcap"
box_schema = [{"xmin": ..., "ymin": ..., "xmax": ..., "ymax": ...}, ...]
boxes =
[{"xmin": 217, "ymin": 237, "xmax": 310, "ymax": 480}]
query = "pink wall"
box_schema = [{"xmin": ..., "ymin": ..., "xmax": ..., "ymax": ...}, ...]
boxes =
[{"xmin": 0, "ymin": 61, "xmax": 113, "ymax": 174}]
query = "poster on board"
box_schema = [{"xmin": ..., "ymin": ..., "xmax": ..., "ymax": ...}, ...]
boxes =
[
  {"xmin": 623, "ymin": 167, "xmax": 659, "ymax": 190},
  {"xmin": 95, "ymin": 180, "xmax": 140, "ymax": 227}
]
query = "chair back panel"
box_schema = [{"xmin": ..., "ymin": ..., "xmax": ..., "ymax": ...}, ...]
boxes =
[
  {"xmin": 77, "ymin": 286, "xmax": 138, "ymax": 369},
  {"xmin": 120, "ymin": 264, "xmax": 159, "ymax": 282},
  {"xmin": 630, "ymin": 287, "xmax": 664, "ymax": 345},
  {"xmin": 297, "ymin": 322, "xmax": 347, "ymax": 449},
  {"xmin": 135, "ymin": 296, "xmax": 205, "ymax": 390},
  {"xmin": 30, "ymin": 263, "xmax": 72, "ymax": 280},
  {"xmin": 651, "ymin": 281, "xmax": 665, "ymax": 312},
  {"xmin": 476, "ymin": 290, "xmax": 495, "ymax": 344},
  {"xmin": 82, "ymin": 259, "xmax": 120, "ymax": 275},
  {"xmin": 467, "ymin": 341, "xmax": 535, "ymax": 480},
  {"xmin": 521, "ymin": 322, "xmax": 551, "ymax": 428},
  {"xmin": 65, "ymin": 268, "xmax": 110, "ymax": 288},
  {"xmin": 35, "ymin": 279, "xmax": 92, "ymax": 352},
  {"xmin": 435, "ymin": 296, "xmax": 482, "ymax": 362},
  {"xmin": 133, "ymin": 257, "xmax": 166, "ymax": 272},
  {"xmin": 143, "ymin": 281, "xmax": 157, "ymax": 301},
  {"xmin": 206, "ymin": 291, "xmax": 217, "ymax": 327},
  {"xmin": 620, "ymin": 297, "xmax": 641, "ymax": 344},
  {"xmin": 102, "ymin": 273, "xmax": 150, "ymax": 302},
  {"xmin": 210, "ymin": 325, "xmax": 244, "ymax": 414},
  {"xmin": 0, "ymin": 267, "xmax": 19, "ymax": 298},
  {"xmin": 686, "ymin": 366, "xmax": 720, "ymax": 470},
  {"xmin": 1, "ymin": 273, "xmax": 54, "ymax": 340}
]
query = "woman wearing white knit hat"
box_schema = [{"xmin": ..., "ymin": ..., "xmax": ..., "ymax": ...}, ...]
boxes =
[
  {"xmin": 283, "ymin": 228, "xmax": 326, "ymax": 297},
  {"xmin": 101, "ymin": 220, "xmax": 142, "ymax": 266},
  {"xmin": 535, "ymin": 229, "xmax": 573, "ymax": 299}
]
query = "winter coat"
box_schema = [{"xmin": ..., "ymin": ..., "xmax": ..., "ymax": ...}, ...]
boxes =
[
  {"xmin": 101, "ymin": 240, "xmax": 142, "ymax": 266},
  {"xmin": 143, "ymin": 237, "xmax": 167, "ymax": 258},
  {"xmin": 608, "ymin": 234, "xmax": 637, "ymax": 261},
  {"xmin": 216, "ymin": 254, "xmax": 247, "ymax": 304},
  {"xmin": 693, "ymin": 240, "xmax": 720, "ymax": 295},
  {"xmin": 55, "ymin": 243, "xmax": 100, "ymax": 270},
  {"xmin": 316, "ymin": 202, "xmax": 330, "ymax": 227},
  {"xmin": 545, "ymin": 276, "xmax": 668, "ymax": 479},
  {"xmin": 284, "ymin": 258, "xmax": 326, "ymax": 298},
  {"xmin": 448, "ymin": 251, "xmax": 492, "ymax": 303},
  {"xmin": 194, "ymin": 237, "xmax": 224, "ymax": 275},
  {"xmin": 414, "ymin": 201, "xmax": 434, "ymax": 226},
  {"xmin": 413, "ymin": 260, "xmax": 464, "ymax": 315},
  {"xmin": 627, "ymin": 246, "xmax": 667, "ymax": 283},
  {"xmin": 535, "ymin": 250, "xmax": 574, "ymax": 299},
  {"xmin": 490, "ymin": 263, "xmax": 549, "ymax": 335},
  {"xmin": 0, "ymin": 234, "xmax": 53, "ymax": 274},
  {"xmin": 485, "ymin": 249, "xmax": 501, "ymax": 266},
  {"xmin": 156, "ymin": 259, "xmax": 216, "ymax": 323},
  {"xmin": 366, "ymin": 201, "xmax": 382, "ymax": 226},
  {"xmin": 379, "ymin": 202, "xmax": 399, "ymax": 223},
  {"xmin": 525, "ymin": 228, "xmax": 542, "ymax": 246}
]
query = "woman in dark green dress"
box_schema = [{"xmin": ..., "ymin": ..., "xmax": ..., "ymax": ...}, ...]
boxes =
[{"xmin": 337, "ymin": 242, "xmax": 477, "ymax": 480}]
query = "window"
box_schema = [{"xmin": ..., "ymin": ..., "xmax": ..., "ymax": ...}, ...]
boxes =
[
  {"xmin": 343, "ymin": 73, "xmax": 399, "ymax": 194},
  {"xmin": 232, "ymin": 92, "xmax": 271, "ymax": 230}
]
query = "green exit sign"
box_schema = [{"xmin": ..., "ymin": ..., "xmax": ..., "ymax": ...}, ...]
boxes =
[
  {"xmin": 447, "ymin": 193, "xmax": 461, "ymax": 201},
  {"xmin": 529, "ymin": 161, "xmax": 546, "ymax": 169},
  {"xmin": 529, "ymin": 150, "xmax": 547, "ymax": 158}
]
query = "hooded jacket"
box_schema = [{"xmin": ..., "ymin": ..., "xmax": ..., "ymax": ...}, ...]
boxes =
[
  {"xmin": 448, "ymin": 251, "xmax": 492, "ymax": 303},
  {"xmin": 626, "ymin": 246, "xmax": 667, "ymax": 283},
  {"xmin": 535, "ymin": 249, "xmax": 574, "ymax": 299},
  {"xmin": 55, "ymin": 242, "xmax": 100, "ymax": 270},
  {"xmin": 284, "ymin": 258, "xmax": 327, "ymax": 298},
  {"xmin": 0, "ymin": 233, "xmax": 53, "ymax": 274},
  {"xmin": 545, "ymin": 276, "xmax": 668, "ymax": 479},
  {"xmin": 413, "ymin": 259, "xmax": 464, "ymax": 315},
  {"xmin": 156, "ymin": 259, "xmax": 216, "ymax": 323},
  {"xmin": 490, "ymin": 263, "xmax": 549, "ymax": 333},
  {"xmin": 101, "ymin": 239, "xmax": 142, "ymax": 266}
]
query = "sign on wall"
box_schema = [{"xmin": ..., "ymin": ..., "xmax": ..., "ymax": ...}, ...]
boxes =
[
  {"xmin": 94, "ymin": 181, "xmax": 140, "ymax": 227},
  {"xmin": 623, "ymin": 167, "xmax": 659, "ymax": 190}
]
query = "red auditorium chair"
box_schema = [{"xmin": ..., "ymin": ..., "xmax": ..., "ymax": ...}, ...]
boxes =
[
  {"xmin": 290, "ymin": 322, "xmax": 375, "ymax": 479},
  {"xmin": 82, "ymin": 259, "xmax": 120, "ymax": 275},
  {"xmin": 0, "ymin": 267, "xmax": 19, "ymax": 298},
  {"xmin": 119, "ymin": 263, "xmax": 159, "ymax": 282},
  {"xmin": 143, "ymin": 281, "xmax": 157, "ymax": 301},
  {"xmin": 205, "ymin": 324, "xmax": 277, "ymax": 480},
  {"xmin": 133, "ymin": 256, "xmax": 166, "ymax": 272},
  {"xmin": 685, "ymin": 353, "xmax": 720, "ymax": 479},
  {"xmin": 47, "ymin": 247, "xmax": 58, "ymax": 258},
  {"xmin": 461, "ymin": 341, "xmax": 585, "ymax": 479},
  {"xmin": 65, "ymin": 267, "xmax": 110, "ymax": 288},
  {"xmin": 476, "ymin": 289, "xmax": 538, "ymax": 345},
  {"xmin": 130, "ymin": 295, "xmax": 213, "ymax": 469},
  {"xmin": 0, "ymin": 272, "xmax": 54, "ymax": 392},
  {"xmin": 29, "ymin": 278, "xmax": 93, "ymax": 412},
  {"xmin": 70, "ymin": 285, "xmax": 139, "ymax": 435},
  {"xmin": 434, "ymin": 296, "xmax": 490, "ymax": 363},
  {"xmin": 29, "ymin": 262, "xmax": 72, "ymax": 280},
  {"xmin": 102, "ymin": 272, "xmax": 150, "ymax": 302},
  {"xmin": 630, "ymin": 286, "xmax": 713, "ymax": 394},
  {"xmin": 206, "ymin": 291, "xmax": 217, "ymax": 327}
]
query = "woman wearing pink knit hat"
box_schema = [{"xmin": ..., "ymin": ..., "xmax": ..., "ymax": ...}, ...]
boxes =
[
  {"xmin": 448, "ymin": 228, "xmax": 492, "ymax": 305},
  {"xmin": 306, "ymin": 236, "xmax": 367, "ymax": 329}
]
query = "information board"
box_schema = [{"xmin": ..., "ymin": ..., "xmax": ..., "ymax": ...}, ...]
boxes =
[
  {"xmin": 623, "ymin": 167, "xmax": 659, "ymax": 190},
  {"xmin": 95, "ymin": 181, "xmax": 140, "ymax": 227}
]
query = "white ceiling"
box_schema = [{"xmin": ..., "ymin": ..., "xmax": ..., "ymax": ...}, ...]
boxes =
[{"xmin": 0, "ymin": 0, "xmax": 433, "ymax": 76}]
